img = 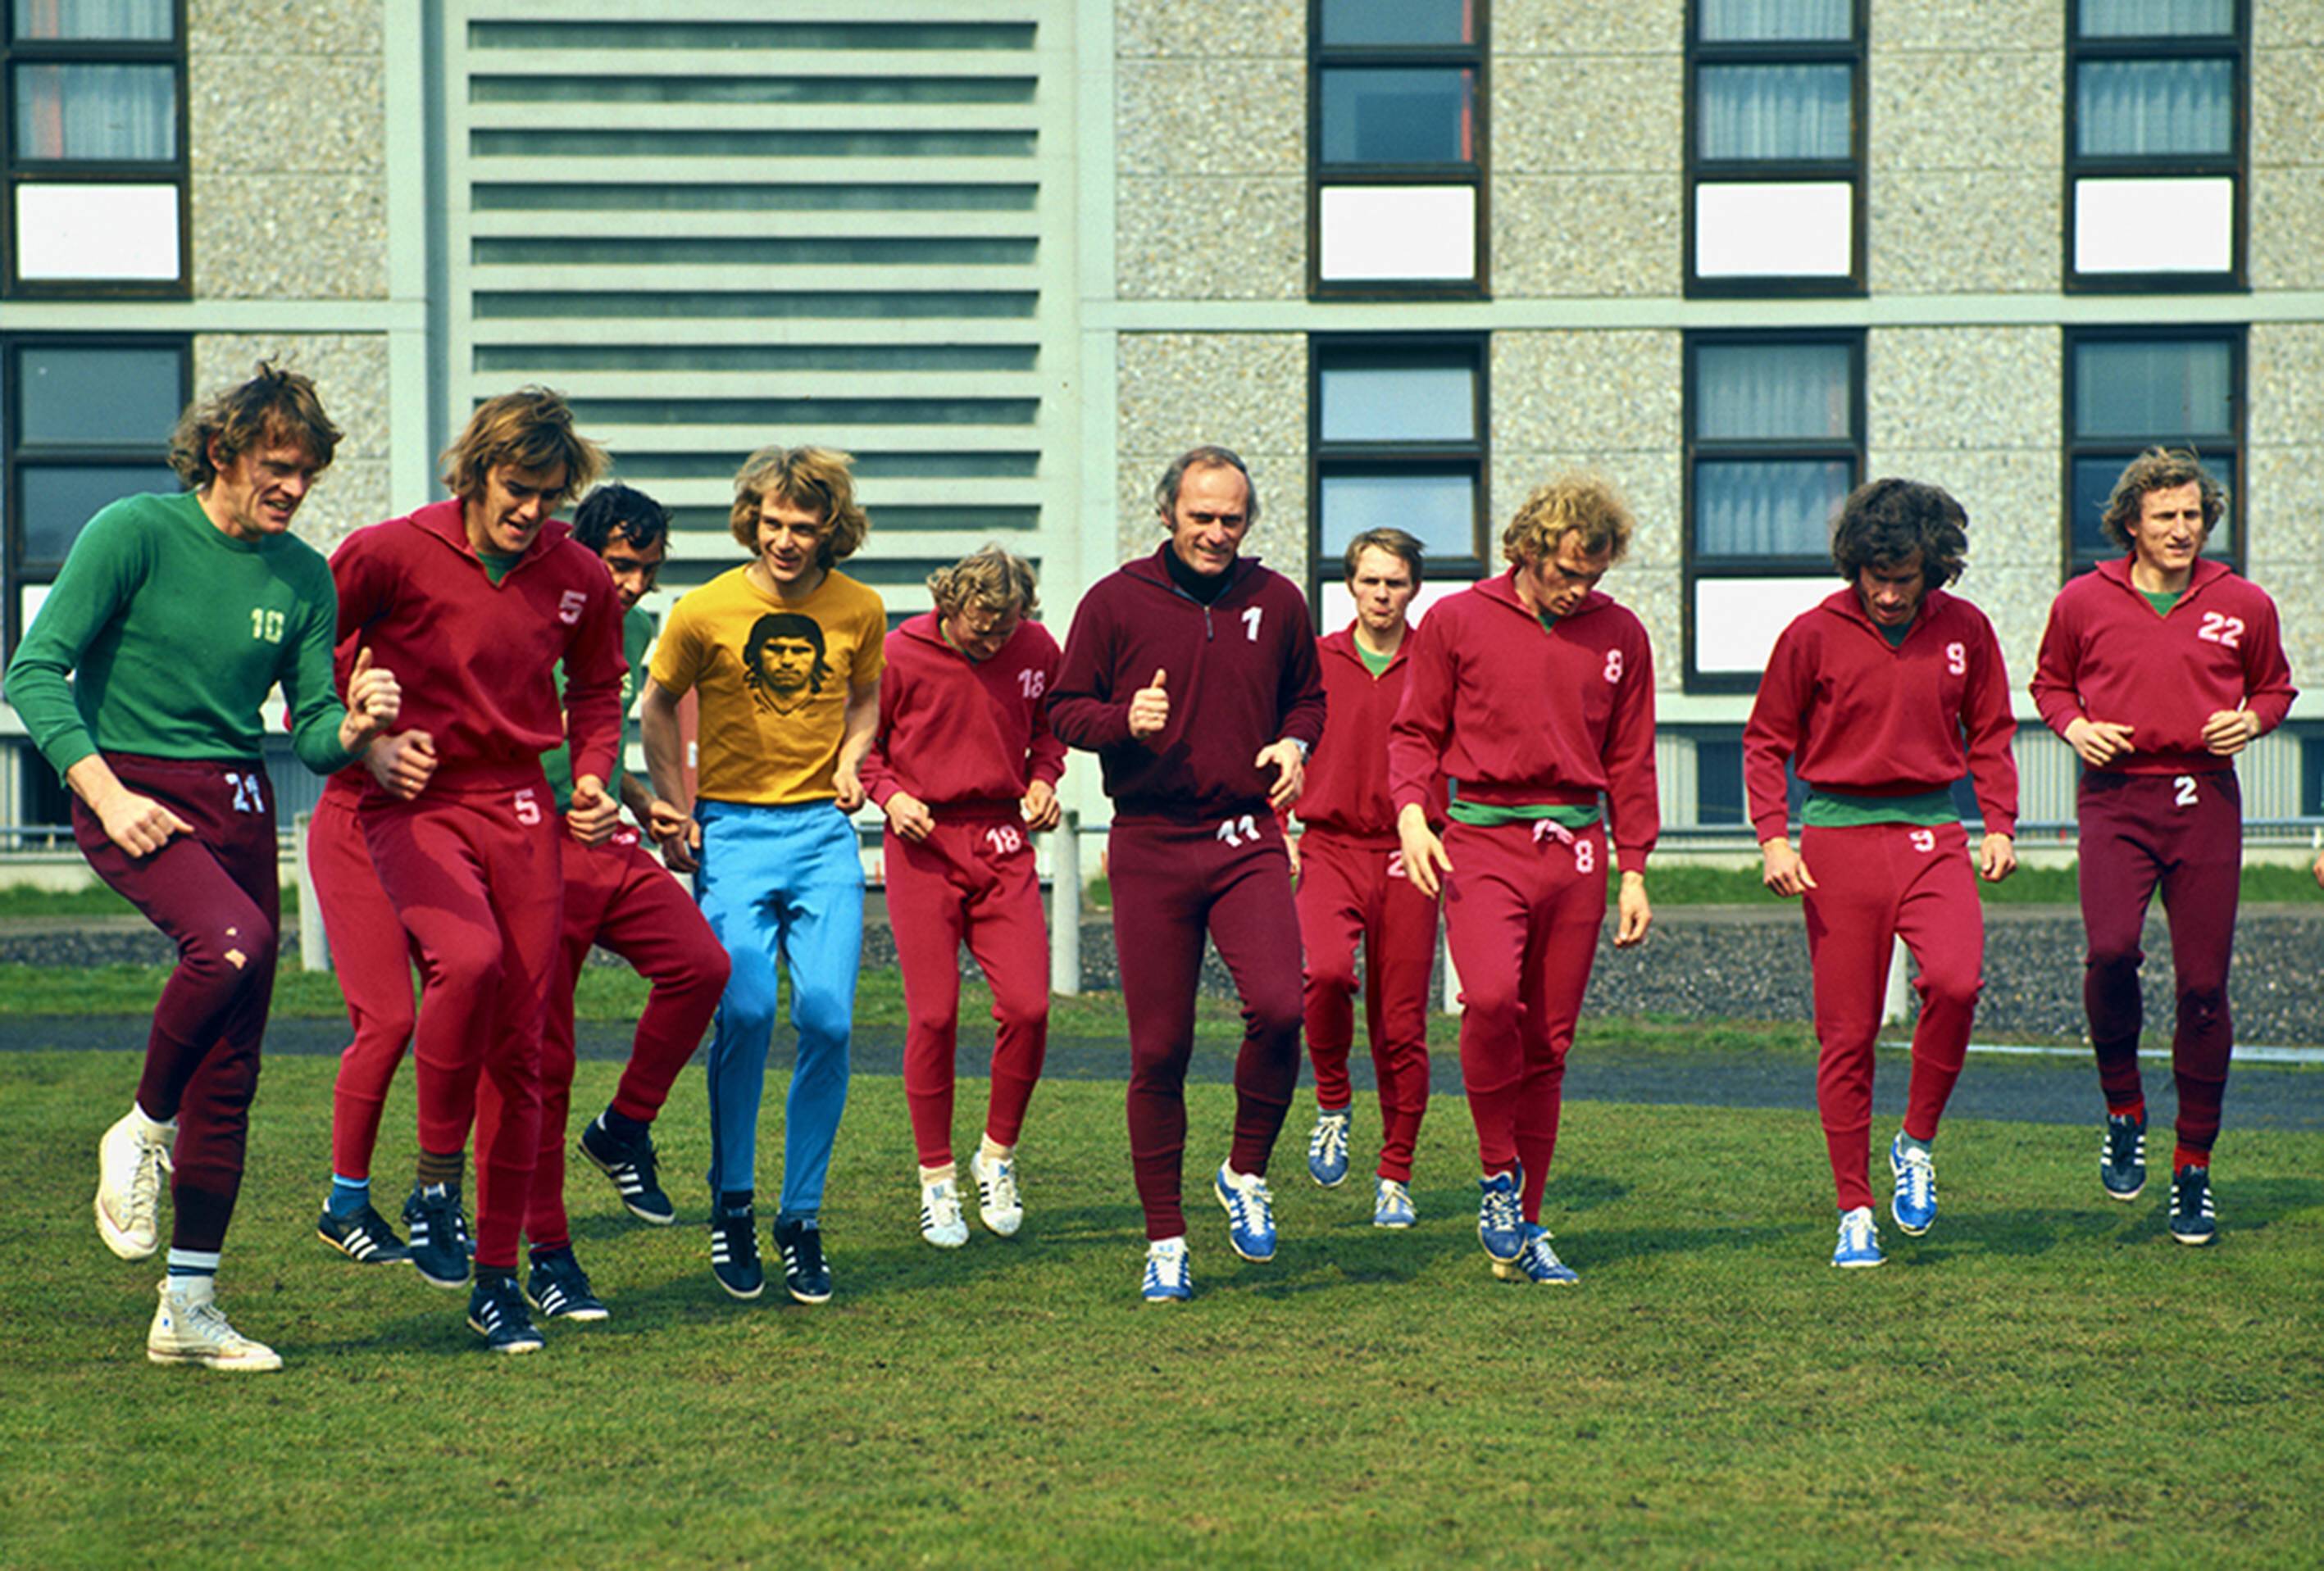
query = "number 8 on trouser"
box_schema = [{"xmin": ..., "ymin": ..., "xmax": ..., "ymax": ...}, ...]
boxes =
[{"xmin": 2031, "ymin": 448, "xmax": 2296, "ymax": 1246}]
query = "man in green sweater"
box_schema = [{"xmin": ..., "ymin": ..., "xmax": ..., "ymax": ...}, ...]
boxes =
[{"xmin": 3, "ymin": 366, "xmax": 405, "ymax": 1372}]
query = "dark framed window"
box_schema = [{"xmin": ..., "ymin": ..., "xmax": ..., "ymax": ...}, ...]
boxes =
[
  {"xmin": 1308, "ymin": 0, "xmax": 1487, "ymax": 298},
  {"xmin": 1685, "ymin": 0, "xmax": 1865, "ymax": 296},
  {"xmin": 3, "ymin": 334, "xmax": 189, "ymax": 656},
  {"xmin": 2, "ymin": 0, "xmax": 188, "ymax": 296},
  {"xmin": 1308, "ymin": 334, "xmax": 1488, "ymax": 625},
  {"xmin": 2062, "ymin": 326, "xmax": 2243, "ymax": 577},
  {"xmin": 2065, "ymin": 0, "xmax": 2245, "ymax": 290},
  {"xmin": 1683, "ymin": 329, "xmax": 1862, "ymax": 692}
]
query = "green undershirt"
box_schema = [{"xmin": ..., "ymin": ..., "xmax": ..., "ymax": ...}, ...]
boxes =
[
  {"xmin": 479, "ymin": 549, "xmax": 521, "ymax": 586},
  {"xmin": 1356, "ymin": 640, "xmax": 1394, "ymax": 678},
  {"xmin": 1881, "ymin": 620, "xmax": 1910, "ymax": 647},
  {"xmin": 2143, "ymin": 588, "xmax": 2181, "ymax": 618}
]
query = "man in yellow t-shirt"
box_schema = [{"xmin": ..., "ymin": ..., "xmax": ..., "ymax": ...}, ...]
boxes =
[{"xmin": 640, "ymin": 446, "xmax": 885, "ymax": 1305}]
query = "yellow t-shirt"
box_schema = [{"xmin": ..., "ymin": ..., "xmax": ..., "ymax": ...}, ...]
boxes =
[{"xmin": 651, "ymin": 565, "xmax": 887, "ymax": 806}]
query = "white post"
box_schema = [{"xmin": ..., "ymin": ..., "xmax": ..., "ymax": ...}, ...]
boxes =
[
  {"xmin": 1881, "ymin": 936, "xmax": 1911, "ymax": 1025},
  {"xmin": 1441, "ymin": 927, "xmax": 1462, "ymax": 1015},
  {"xmin": 293, "ymin": 810, "xmax": 330, "ymax": 974},
  {"xmin": 1049, "ymin": 808, "xmax": 1081, "ymax": 997}
]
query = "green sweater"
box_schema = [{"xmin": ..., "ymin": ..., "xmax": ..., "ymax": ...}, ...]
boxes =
[
  {"xmin": 543, "ymin": 605, "xmax": 655, "ymax": 810},
  {"xmin": 3, "ymin": 491, "xmax": 354, "ymax": 776}
]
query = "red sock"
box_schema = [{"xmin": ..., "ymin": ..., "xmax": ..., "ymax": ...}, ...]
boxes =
[
  {"xmin": 2108, "ymin": 1097, "xmax": 2146, "ymax": 1123},
  {"xmin": 2173, "ymin": 1142, "xmax": 2210, "ymax": 1174}
]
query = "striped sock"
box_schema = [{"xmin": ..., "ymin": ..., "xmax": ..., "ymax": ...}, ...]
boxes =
[
  {"xmin": 328, "ymin": 1174, "xmax": 370, "ymax": 1218},
  {"xmin": 166, "ymin": 1248, "xmax": 220, "ymax": 1278}
]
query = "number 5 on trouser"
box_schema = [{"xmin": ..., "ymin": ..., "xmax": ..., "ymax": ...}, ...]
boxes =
[
  {"xmin": 1799, "ymin": 820, "xmax": 1983, "ymax": 1213},
  {"xmin": 1108, "ymin": 811, "xmax": 1303, "ymax": 1241},
  {"xmin": 1438, "ymin": 817, "xmax": 1605, "ymax": 1227},
  {"xmin": 2075, "ymin": 769, "xmax": 2243, "ymax": 1161},
  {"xmin": 359, "ymin": 784, "xmax": 564, "ymax": 1276},
  {"xmin": 885, "ymin": 810, "xmax": 1052, "ymax": 1171}
]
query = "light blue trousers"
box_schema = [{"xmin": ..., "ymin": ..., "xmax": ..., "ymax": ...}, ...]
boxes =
[{"xmin": 695, "ymin": 799, "xmax": 863, "ymax": 1220}]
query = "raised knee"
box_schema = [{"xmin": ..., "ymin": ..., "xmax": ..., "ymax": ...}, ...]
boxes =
[
  {"xmin": 1305, "ymin": 952, "xmax": 1359, "ymax": 998},
  {"xmin": 1917, "ymin": 968, "xmax": 1983, "ymax": 1014},
  {"xmin": 791, "ymin": 981, "xmax": 855, "ymax": 1046}
]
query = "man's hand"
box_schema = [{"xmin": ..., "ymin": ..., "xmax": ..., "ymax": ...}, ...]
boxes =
[
  {"xmin": 1978, "ymin": 832, "xmax": 2017, "ymax": 883},
  {"xmin": 884, "ymin": 789, "xmax": 935, "ymax": 842},
  {"xmin": 96, "ymin": 788, "xmax": 190, "ymax": 857},
  {"xmin": 1020, "ymin": 778, "xmax": 1061, "ymax": 833},
  {"xmin": 364, "ymin": 729, "xmax": 436, "ymax": 801},
  {"xmin": 1760, "ymin": 838, "xmax": 1816, "ymax": 898},
  {"xmin": 649, "ymin": 797, "xmax": 701, "ymax": 874},
  {"xmin": 1256, "ymin": 738, "xmax": 1304, "ymax": 813},
  {"xmin": 1613, "ymin": 869, "xmax": 1652, "ymax": 948},
  {"xmin": 832, "ymin": 760, "xmax": 866, "ymax": 814},
  {"xmin": 1397, "ymin": 803, "xmax": 1450, "ymax": 898},
  {"xmin": 2201, "ymin": 707, "xmax": 2260, "ymax": 756},
  {"xmin": 567, "ymin": 774, "xmax": 621, "ymax": 846},
  {"xmin": 1128, "ymin": 668, "xmax": 1169, "ymax": 739},
  {"xmin": 336, "ymin": 646, "xmax": 402, "ymax": 752},
  {"xmin": 2065, "ymin": 715, "xmax": 2135, "ymax": 768}
]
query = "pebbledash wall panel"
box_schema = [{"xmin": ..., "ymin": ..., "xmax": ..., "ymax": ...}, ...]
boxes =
[{"xmin": 433, "ymin": 1, "xmax": 1083, "ymax": 625}]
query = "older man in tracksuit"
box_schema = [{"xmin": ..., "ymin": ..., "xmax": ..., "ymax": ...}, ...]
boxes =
[{"xmin": 1049, "ymin": 445, "xmax": 1326, "ymax": 1302}]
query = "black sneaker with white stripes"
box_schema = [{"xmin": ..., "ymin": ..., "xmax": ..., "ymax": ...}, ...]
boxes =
[
  {"xmin": 2101, "ymin": 1110, "xmax": 2148, "ymax": 1201},
  {"xmin": 316, "ymin": 1202, "xmax": 412, "ymax": 1265},
  {"xmin": 466, "ymin": 1273, "xmax": 545, "ymax": 1354},
  {"xmin": 709, "ymin": 1203, "xmax": 764, "ymax": 1300},
  {"xmin": 773, "ymin": 1216, "xmax": 833, "ymax": 1305},
  {"xmin": 2170, "ymin": 1164, "xmax": 2217, "ymax": 1246},
  {"xmin": 525, "ymin": 1246, "xmax": 610, "ymax": 1321},
  {"xmin": 580, "ymin": 1115, "xmax": 675, "ymax": 1225},
  {"xmin": 402, "ymin": 1182, "xmax": 473, "ymax": 1289}
]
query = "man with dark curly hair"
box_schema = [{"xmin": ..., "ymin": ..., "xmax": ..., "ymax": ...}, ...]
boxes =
[
  {"xmin": 5, "ymin": 365, "xmax": 401, "ymax": 1370},
  {"xmin": 1744, "ymin": 478, "xmax": 2019, "ymax": 1269},
  {"xmin": 2031, "ymin": 448, "xmax": 2295, "ymax": 1246}
]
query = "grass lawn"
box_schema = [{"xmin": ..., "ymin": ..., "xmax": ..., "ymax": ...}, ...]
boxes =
[{"xmin": 2, "ymin": 1051, "xmax": 2319, "ymax": 1568}]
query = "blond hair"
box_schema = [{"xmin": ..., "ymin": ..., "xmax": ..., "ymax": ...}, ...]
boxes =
[
  {"xmin": 2100, "ymin": 447, "xmax": 2226, "ymax": 550},
  {"xmin": 1501, "ymin": 473, "xmax": 1634, "ymax": 567},
  {"xmin": 729, "ymin": 445, "xmax": 869, "ymax": 566},
  {"xmin": 168, "ymin": 363, "xmax": 341, "ymax": 488},
  {"xmin": 439, "ymin": 387, "xmax": 605, "ymax": 506},
  {"xmin": 927, "ymin": 543, "xmax": 1039, "ymax": 618}
]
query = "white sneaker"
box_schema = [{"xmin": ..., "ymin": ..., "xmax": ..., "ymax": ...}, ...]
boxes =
[
  {"xmin": 96, "ymin": 1107, "xmax": 175, "ymax": 1261},
  {"xmin": 147, "ymin": 1278, "xmax": 280, "ymax": 1372},
  {"xmin": 919, "ymin": 1177, "xmax": 969, "ymax": 1248},
  {"xmin": 969, "ymin": 1147, "xmax": 1023, "ymax": 1237},
  {"xmin": 1141, "ymin": 1237, "xmax": 1192, "ymax": 1302}
]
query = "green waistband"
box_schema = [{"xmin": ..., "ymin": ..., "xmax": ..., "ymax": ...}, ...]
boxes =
[
  {"xmin": 1447, "ymin": 798, "xmax": 1602, "ymax": 829},
  {"xmin": 1801, "ymin": 788, "xmax": 1958, "ymax": 828}
]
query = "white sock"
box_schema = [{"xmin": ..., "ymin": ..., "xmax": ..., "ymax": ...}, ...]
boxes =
[
  {"xmin": 131, "ymin": 1102, "xmax": 175, "ymax": 1137},
  {"xmin": 978, "ymin": 1134, "xmax": 1012, "ymax": 1164},
  {"xmin": 1148, "ymin": 1234, "xmax": 1186, "ymax": 1253},
  {"xmin": 919, "ymin": 1161, "xmax": 957, "ymax": 1186}
]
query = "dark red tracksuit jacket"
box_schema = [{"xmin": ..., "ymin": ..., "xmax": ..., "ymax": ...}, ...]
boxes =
[
  {"xmin": 861, "ymin": 613, "xmax": 1066, "ymax": 810},
  {"xmin": 1298, "ymin": 627, "xmax": 1444, "ymax": 842},
  {"xmin": 1742, "ymin": 586, "xmax": 2020, "ymax": 842},
  {"xmin": 1048, "ymin": 547, "xmax": 1326, "ymax": 819}
]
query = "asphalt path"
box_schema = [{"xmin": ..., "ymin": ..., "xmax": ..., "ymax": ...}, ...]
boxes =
[{"xmin": 7, "ymin": 1015, "xmax": 2318, "ymax": 1132}]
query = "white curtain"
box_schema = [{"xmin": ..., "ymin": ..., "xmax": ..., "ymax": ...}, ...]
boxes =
[
  {"xmin": 1699, "ymin": 0, "xmax": 1850, "ymax": 43},
  {"xmin": 2076, "ymin": 0, "xmax": 2232, "ymax": 39},
  {"xmin": 13, "ymin": 64, "xmax": 175, "ymax": 161},
  {"xmin": 12, "ymin": 0, "xmax": 172, "ymax": 40},
  {"xmin": 1699, "ymin": 66, "xmax": 1850, "ymax": 162},
  {"xmin": 2077, "ymin": 60, "xmax": 2231, "ymax": 157}
]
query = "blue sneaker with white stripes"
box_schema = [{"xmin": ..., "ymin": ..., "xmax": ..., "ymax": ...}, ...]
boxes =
[
  {"xmin": 525, "ymin": 1246, "xmax": 609, "ymax": 1321},
  {"xmin": 1477, "ymin": 1167, "xmax": 1525, "ymax": 1264},
  {"xmin": 580, "ymin": 1116, "xmax": 675, "ymax": 1225},
  {"xmin": 2101, "ymin": 1111, "xmax": 2147, "ymax": 1202},
  {"xmin": 2170, "ymin": 1165, "xmax": 2217, "ymax": 1246},
  {"xmin": 316, "ymin": 1202, "xmax": 411, "ymax": 1265},
  {"xmin": 708, "ymin": 1204, "xmax": 763, "ymax": 1300},
  {"xmin": 1372, "ymin": 1177, "xmax": 1417, "ymax": 1229},
  {"xmin": 1492, "ymin": 1222, "xmax": 1580, "ymax": 1285},
  {"xmin": 402, "ymin": 1183, "xmax": 472, "ymax": 1289},
  {"xmin": 466, "ymin": 1274, "xmax": 544, "ymax": 1355},
  {"xmin": 1212, "ymin": 1164, "xmax": 1277, "ymax": 1262},
  {"xmin": 1831, "ymin": 1205, "xmax": 1884, "ymax": 1268},
  {"xmin": 1141, "ymin": 1237, "xmax": 1191, "ymax": 1302},
  {"xmin": 1889, "ymin": 1133, "xmax": 1937, "ymax": 1237},
  {"xmin": 1306, "ymin": 1108, "xmax": 1351, "ymax": 1188}
]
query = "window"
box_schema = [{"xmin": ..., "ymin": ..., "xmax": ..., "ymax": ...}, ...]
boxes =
[
  {"xmin": 2067, "ymin": 0, "xmax": 2244, "ymax": 289},
  {"xmin": 2, "ymin": 0, "xmax": 187, "ymax": 294},
  {"xmin": 1308, "ymin": 0, "xmax": 1486, "ymax": 297},
  {"xmin": 3, "ymin": 335, "xmax": 187, "ymax": 655},
  {"xmin": 1684, "ymin": 330, "xmax": 1862, "ymax": 691},
  {"xmin": 2062, "ymin": 327, "xmax": 2242, "ymax": 576},
  {"xmin": 1308, "ymin": 335, "xmax": 1487, "ymax": 625},
  {"xmin": 1685, "ymin": 0, "xmax": 1864, "ymax": 295}
]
